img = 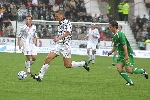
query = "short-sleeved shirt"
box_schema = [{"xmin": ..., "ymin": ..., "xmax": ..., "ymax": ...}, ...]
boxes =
[
  {"xmin": 56, "ymin": 18, "xmax": 72, "ymax": 45},
  {"xmin": 113, "ymin": 30, "xmax": 133, "ymax": 56},
  {"xmin": 18, "ymin": 24, "xmax": 37, "ymax": 45},
  {"xmin": 87, "ymin": 28, "xmax": 100, "ymax": 44}
]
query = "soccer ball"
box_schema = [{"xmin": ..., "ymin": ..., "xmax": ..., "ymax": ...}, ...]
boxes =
[{"xmin": 18, "ymin": 71, "xmax": 27, "ymax": 80}]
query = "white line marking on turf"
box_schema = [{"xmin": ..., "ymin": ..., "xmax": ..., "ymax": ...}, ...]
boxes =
[{"xmin": 108, "ymin": 66, "xmax": 116, "ymax": 69}]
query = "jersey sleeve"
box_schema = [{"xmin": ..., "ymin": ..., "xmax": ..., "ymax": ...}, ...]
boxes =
[
  {"xmin": 119, "ymin": 32, "xmax": 127, "ymax": 46},
  {"xmin": 113, "ymin": 37, "xmax": 117, "ymax": 47},
  {"xmin": 18, "ymin": 27, "xmax": 24, "ymax": 37},
  {"xmin": 33, "ymin": 26, "xmax": 37, "ymax": 38},
  {"xmin": 96, "ymin": 29, "xmax": 100, "ymax": 38}
]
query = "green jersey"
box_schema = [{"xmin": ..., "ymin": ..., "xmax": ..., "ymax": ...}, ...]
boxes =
[{"xmin": 113, "ymin": 30, "xmax": 133, "ymax": 56}]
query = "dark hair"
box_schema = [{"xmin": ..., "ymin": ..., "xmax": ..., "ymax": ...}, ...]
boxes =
[
  {"xmin": 26, "ymin": 15, "xmax": 33, "ymax": 20},
  {"xmin": 119, "ymin": 25, "xmax": 122, "ymax": 29},
  {"xmin": 109, "ymin": 20, "xmax": 118, "ymax": 29}
]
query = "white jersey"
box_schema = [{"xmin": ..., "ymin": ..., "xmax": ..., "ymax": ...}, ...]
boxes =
[
  {"xmin": 87, "ymin": 28, "xmax": 100, "ymax": 44},
  {"xmin": 18, "ymin": 24, "xmax": 37, "ymax": 45},
  {"xmin": 57, "ymin": 18, "xmax": 72, "ymax": 45}
]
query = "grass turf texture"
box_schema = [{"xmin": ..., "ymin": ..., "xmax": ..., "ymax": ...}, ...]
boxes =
[{"xmin": 0, "ymin": 53, "xmax": 149, "ymax": 100}]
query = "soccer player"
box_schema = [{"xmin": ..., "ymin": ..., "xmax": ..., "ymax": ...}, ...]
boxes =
[
  {"xmin": 85, "ymin": 23, "xmax": 100, "ymax": 64},
  {"xmin": 108, "ymin": 20, "xmax": 148, "ymax": 86},
  {"xmin": 31, "ymin": 11, "xmax": 90, "ymax": 82},
  {"xmin": 18, "ymin": 15, "xmax": 37, "ymax": 74},
  {"xmin": 112, "ymin": 25, "xmax": 122, "ymax": 66}
]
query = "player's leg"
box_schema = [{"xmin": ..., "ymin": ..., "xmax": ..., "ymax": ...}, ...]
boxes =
[
  {"xmin": 23, "ymin": 46, "xmax": 32, "ymax": 74},
  {"xmin": 91, "ymin": 50, "xmax": 96, "ymax": 64},
  {"xmin": 87, "ymin": 48, "xmax": 91, "ymax": 62},
  {"xmin": 87, "ymin": 42, "xmax": 92, "ymax": 63},
  {"xmin": 25, "ymin": 55, "xmax": 31, "ymax": 74},
  {"xmin": 125, "ymin": 55, "xmax": 148, "ymax": 79},
  {"xmin": 91, "ymin": 43, "xmax": 96, "ymax": 64},
  {"xmin": 39, "ymin": 51, "xmax": 57, "ymax": 77},
  {"xmin": 30, "ymin": 55, "xmax": 36, "ymax": 65},
  {"xmin": 117, "ymin": 57, "xmax": 134, "ymax": 85},
  {"xmin": 32, "ymin": 45, "xmax": 60, "ymax": 81},
  {"xmin": 30, "ymin": 44, "xmax": 37, "ymax": 65},
  {"xmin": 62, "ymin": 45, "xmax": 89, "ymax": 71},
  {"xmin": 112, "ymin": 51, "xmax": 117, "ymax": 66}
]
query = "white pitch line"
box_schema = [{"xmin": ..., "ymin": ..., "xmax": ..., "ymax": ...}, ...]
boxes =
[{"xmin": 108, "ymin": 66, "xmax": 116, "ymax": 69}]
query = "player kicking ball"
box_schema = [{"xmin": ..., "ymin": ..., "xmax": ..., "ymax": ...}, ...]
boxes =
[
  {"xmin": 31, "ymin": 11, "xmax": 89, "ymax": 82},
  {"xmin": 108, "ymin": 20, "xmax": 148, "ymax": 86}
]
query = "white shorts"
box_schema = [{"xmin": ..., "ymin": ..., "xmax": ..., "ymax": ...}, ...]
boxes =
[
  {"xmin": 51, "ymin": 44, "xmax": 71, "ymax": 58},
  {"xmin": 87, "ymin": 42, "xmax": 97, "ymax": 50},
  {"xmin": 23, "ymin": 44, "xmax": 37, "ymax": 55}
]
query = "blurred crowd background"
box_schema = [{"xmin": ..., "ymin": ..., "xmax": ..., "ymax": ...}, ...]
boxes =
[
  {"xmin": 0, "ymin": 0, "xmax": 150, "ymax": 50},
  {"xmin": 0, "ymin": 0, "xmax": 114, "ymax": 41}
]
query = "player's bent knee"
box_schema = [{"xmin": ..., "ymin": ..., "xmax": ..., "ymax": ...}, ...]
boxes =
[
  {"xmin": 64, "ymin": 64, "xmax": 71, "ymax": 68},
  {"xmin": 32, "ymin": 58, "xmax": 36, "ymax": 61},
  {"xmin": 126, "ymin": 69, "xmax": 132, "ymax": 74},
  {"xmin": 26, "ymin": 56, "xmax": 30, "ymax": 61},
  {"xmin": 45, "ymin": 56, "xmax": 52, "ymax": 63},
  {"xmin": 117, "ymin": 67, "xmax": 122, "ymax": 72}
]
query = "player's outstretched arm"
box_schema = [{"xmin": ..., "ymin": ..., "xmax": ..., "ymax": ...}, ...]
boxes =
[
  {"xmin": 53, "ymin": 31, "xmax": 70, "ymax": 42},
  {"xmin": 108, "ymin": 46, "xmax": 116, "ymax": 56},
  {"xmin": 18, "ymin": 37, "xmax": 21, "ymax": 50},
  {"xmin": 84, "ymin": 36, "xmax": 88, "ymax": 40},
  {"xmin": 33, "ymin": 37, "xmax": 37, "ymax": 46},
  {"xmin": 123, "ymin": 45, "xmax": 129, "ymax": 61},
  {"xmin": 120, "ymin": 32, "xmax": 129, "ymax": 61}
]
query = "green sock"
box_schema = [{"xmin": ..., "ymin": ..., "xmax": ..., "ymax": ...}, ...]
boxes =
[
  {"xmin": 132, "ymin": 68, "xmax": 144, "ymax": 74},
  {"xmin": 112, "ymin": 56, "xmax": 116, "ymax": 63},
  {"xmin": 119, "ymin": 70, "xmax": 132, "ymax": 83}
]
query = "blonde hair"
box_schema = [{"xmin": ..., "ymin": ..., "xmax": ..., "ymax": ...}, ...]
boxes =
[{"xmin": 55, "ymin": 11, "xmax": 64, "ymax": 15}]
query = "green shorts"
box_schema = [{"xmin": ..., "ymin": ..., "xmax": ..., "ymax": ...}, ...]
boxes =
[
  {"xmin": 115, "ymin": 48, "xmax": 118, "ymax": 52},
  {"xmin": 117, "ymin": 55, "xmax": 134, "ymax": 66}
]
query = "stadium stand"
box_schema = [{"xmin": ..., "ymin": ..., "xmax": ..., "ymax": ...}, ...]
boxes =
[
  {"xmin": 0, "ymin": 0, "xmax": 114, "ymax": 41},
  {"xmin": 129, "ymin": 0, "xmax": 150, "ymax": 50},
  {"xmin": 1, "ymin": 0, "xmax": 149, "ymax": 50}
]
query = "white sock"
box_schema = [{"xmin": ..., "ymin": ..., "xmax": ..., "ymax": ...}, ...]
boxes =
[
  {"xmin": 71, "ymin": 61, "xmax": 85, "ymax": 68},
  {"xmin": 92, "ymin": 54, "xmax": 95, "ymax": 63},
  {"xmin": 38, "ymin": 64, "xmax": 49, "ymax": 79},
  {"xmin": 30, "ymin": 60, "xmax": 35, "ymax": 65},
  {"xmin": 25, "ymin": 61, "xmax": 30, "ymax": 73},
  {"xmin": 92, "ymin": 54, "xmax": 96, "ymax": 60},
  {"xmin": 88, "ymin": 53, "xmax": 91, "ymax": 61}
]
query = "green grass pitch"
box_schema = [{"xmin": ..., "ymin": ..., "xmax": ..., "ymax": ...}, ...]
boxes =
[{"xmin": 0, "ymin": 53, "xmax": 149, "ymax": 100}]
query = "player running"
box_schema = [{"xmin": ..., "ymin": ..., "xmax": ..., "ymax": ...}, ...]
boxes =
[
  {"xmin": 112, "ymin": 25, "xmax": 123, "ymax": 66},
  {"xmin": 84, "ymin": 23, "xmax": 100, "ymax": 64},
  {"xmin": 31, "ymin": 11, "xmax": 89, "ymax": 82},
  {"xmin": 108, "ymin": 20, "xmax": 148, "ymax": 86}
]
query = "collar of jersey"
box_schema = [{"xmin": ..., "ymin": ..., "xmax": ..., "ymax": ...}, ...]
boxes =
[
  {"xmin": 26, "ymin": 24, "xmax": 32, "ymax": 27},
  {"xmin": 114, "ymin": 30, "xmax": 119, "ymax": 36},
  {"xmin": 59, "ymin": 18, "xmax": 65, "ymax": 24}
]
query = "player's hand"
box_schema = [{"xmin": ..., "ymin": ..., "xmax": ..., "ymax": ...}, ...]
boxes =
[
  {"xmin": 108, "ymin": 51, "xmax": 112, "ymax": 56},
  {"xmin": 124, "ymin": 56, "xmax": 129, "ymax": 62},
  {"xmin": 53, "ymin": 38, "xmax": 59, "ymax": 42},
  {"xmin": 92, "ymin": 35, "xmax": 96, "ymax": 38},
  {"xmin": 83, "ymin": 36, "xmax": 87, "ymax": 40},
  {"xmin": 18, "ymin": 45, "xmax": 22, "ymax": 50}
]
